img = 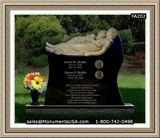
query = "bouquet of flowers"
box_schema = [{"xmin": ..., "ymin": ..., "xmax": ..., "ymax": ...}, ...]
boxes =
[{"xmin": 23, "ymin": 72, "xmax": 47, "ymax": 93}]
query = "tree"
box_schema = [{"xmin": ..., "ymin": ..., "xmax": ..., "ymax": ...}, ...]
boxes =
[
  {"xmin": 56, "ymin": 15, "xmax": 111, "ymax": 34},
  {"xmin": 15, "ymin": 15, "xmax": 40, "ymax": 41},
  {"xmin": 15, "ymin": 15, "xmax": 66, "ymax": 48}
]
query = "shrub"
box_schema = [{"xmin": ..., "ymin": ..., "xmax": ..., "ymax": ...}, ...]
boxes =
[
  {"xmin": 70, "ymin": 32, "xmax": 85, "ymax": 38},
  {"xmin": 99, "ymin": 20, "xmax": 111, "ymax": 31},
  {"xmin": 123, "ymin": 55, "xmax": 130, "ymax": 61},
  {"xmin": 128, "ymin": 60, "xmax": 145, "ymax": 67},
  {"xmin": 118, "ymin": 29, "xmax": 134, "ymax": 55},
  {"xmin": 127, "ymin": 56, "xmax": 135, "ymax": 62},
  {"xmin": 15, "ymin": 15, "xmax": 40, "ymax": 42},
  {"xmin": 32, "ymin": 47, "xmax": 44, "ymax": 57},
  {"xmin": 41, "ymin": 35, "xmax": 62, "ymax": 46},
  {"xmin": 133, "ymin": 42, "xmax": 145, "ymax": 53},
  {"xmin": 134, "ymin": 50, "xmax": 145, "ymax": 60},
  {"xmin": 16, "ymin": 15, "xmax": 66, "ymax": 48},
  {"xmin": 27, "ymin": 54, "xmax": 48, "ymax": 67},
  {"xmin": 123, "ymin": 55, "xmax": 135, "ymax": 63},
  {"xmin": 86, "ymin": 30, "xmax": 100, "ymax": 36},
  {"xmin": 15, "ymin": 40, "xmax": 33, "ymax": 64}
]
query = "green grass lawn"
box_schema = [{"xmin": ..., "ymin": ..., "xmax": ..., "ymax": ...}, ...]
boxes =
[
  {"xmin": 118, "ymin": 73, "xmax": 145, "ymax": 123},
  {"xmin": 15, "ymin": 68, "xmax": 145, "ymax": 123}
]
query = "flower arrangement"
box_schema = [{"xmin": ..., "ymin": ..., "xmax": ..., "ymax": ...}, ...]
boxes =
[{"xmin": 23, "ymin": 72, "xmax": 47, "ymax": 93}]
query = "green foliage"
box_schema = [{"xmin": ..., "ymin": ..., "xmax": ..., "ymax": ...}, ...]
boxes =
[
  {"xmin": 70, "ymin": 32, "xmax": 85, "ymax": 38},
  {"xmin": 41, "ymin": 35, "xmax": 62, "ymax": 46},
  {"xmin": 32, "ymin": 47, "xmax": 44, "ymax": 57},
  {"xmin": 27, "ymin": 54, "xmax": 48, "ymax": 67},
  {"xmin": 15, "ymin": 15, "xmax": 66, "ymax": 48},
  {"xmin": 56, "ymin": 15, "xmax": 111, "ymax": 34},
  {"xmin": 25, "ymin": 16, "xmax": 65, "ymax": 48},
  {"xmin": 99, "ymin": 15, "xmax": 145, "ymax": 42},
  {"xmin": 99, "ymin": 19, "xmax": 111, "ymax": 30},
  {"xmin": 15, "ymin": 40, "xmax": 32, "ymax": 64},
  {"xmin": 133, "ymin": 42, "xmax": 145, "ymax": 53},
  {"xmin": 15, "ymin": 39, "xmax": 49, "ymax": 67},
  {"xmin": 118, "ymin": 29, "xmax": 134, "ymax": 55},
  {"xmin": 15, "ymin": 15, "xmax": 40, "ymax": 42},
  {"xmin": 86, "ymin": 29, "xmax": 100, "ymax": 36},
  {"xmin": 82, "ymin": 15, "xmax": 100, "ymax": 31},
  {"xmin": 127, "ymin": 56, "xmax": 135, "ymax": 62}
]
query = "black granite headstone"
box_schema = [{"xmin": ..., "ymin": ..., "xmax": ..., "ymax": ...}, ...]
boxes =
[{"xmin": 45, "ymin": 36, "xmax": 124, "ymax": 105}]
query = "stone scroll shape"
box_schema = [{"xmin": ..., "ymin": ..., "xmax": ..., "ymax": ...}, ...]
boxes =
[
  {"xmin": 45, "ymin": 28, "xmax": 118, "ymax": 56},
  {"xmin": 45, "ymin": 28, "xmax": 124, "ymax": 105}
]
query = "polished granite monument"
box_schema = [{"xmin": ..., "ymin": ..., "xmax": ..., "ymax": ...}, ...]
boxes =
[{"xmin": 26, "ymin": 28, "xmax": 134, "ymax": 117}]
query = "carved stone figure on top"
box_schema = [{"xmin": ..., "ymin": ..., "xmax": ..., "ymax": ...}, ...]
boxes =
[{"xmin": 45, "ymin": 28, "xmax": 118, "ymax": 56}]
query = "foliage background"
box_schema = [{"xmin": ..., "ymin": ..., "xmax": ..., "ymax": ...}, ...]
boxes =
[{"xmin": 15, "ymin": 15, "xmax": 145, "ymax": 68}]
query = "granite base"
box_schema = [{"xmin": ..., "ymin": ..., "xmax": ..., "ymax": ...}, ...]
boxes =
[{"xmin": 25, "ymin": 103, "xmax": 134, "ymax": 115}]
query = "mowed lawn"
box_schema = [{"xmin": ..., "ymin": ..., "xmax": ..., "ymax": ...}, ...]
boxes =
[
  {"xmin": 118, "ymin": 73, "xmax": 145, "ymax": 123},
  {"xmin": 15, "ymin": 69, "xmax": 145, "ymax": 123}
]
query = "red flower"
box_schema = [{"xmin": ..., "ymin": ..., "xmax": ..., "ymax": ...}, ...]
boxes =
[{"xmin": 26, "ymin": 74, "xmax": 35, "ymax": 80}]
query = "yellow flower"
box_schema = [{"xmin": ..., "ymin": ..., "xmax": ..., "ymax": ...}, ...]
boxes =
[{"xmin": 31, "ymin": 77, "xmax": 44, "ymax": 90}]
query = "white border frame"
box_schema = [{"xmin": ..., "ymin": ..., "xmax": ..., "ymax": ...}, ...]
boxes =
[{"xmin": 11, "ymin": 10, "xmax": 150, "ymax": 129}]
